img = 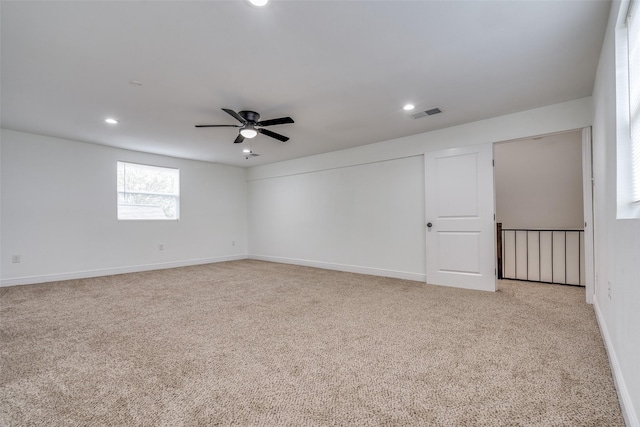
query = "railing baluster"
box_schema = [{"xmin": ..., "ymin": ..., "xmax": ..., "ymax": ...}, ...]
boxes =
[
  {"xmin": 526, "ymin": 231, "xmax": 529, "ymax": 281},
  {"xmin": 551, "ymin": 231, "xmax": 554, "ymax": 284},
  {"xmin": 538, "ymin": 231, "xmax": 541, "ymax": 282},
  {"xmin": 513, "ymin": 230, "xmax": 516, "ymax": 279},
  {"xmin": 564, "ymin": 231, "xmax": 567, "ymax": 285},
  {"xmin": 579, "ymin": 232, "xmax": 582, "ymax": 285}
]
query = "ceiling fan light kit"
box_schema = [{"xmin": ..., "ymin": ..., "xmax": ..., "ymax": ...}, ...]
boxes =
[
  {"xmin": 196, "ymin": 108, "xmax": 294, "ymax": 146},
  {"xmin": 240, "ymin": 125, "xmax": 258, "ymax": 139}
]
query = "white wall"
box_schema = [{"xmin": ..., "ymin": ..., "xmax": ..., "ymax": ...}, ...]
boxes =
[
  {"xmin": 0, "ymin": 129, "xmax": 247, "ymax": 286},
  {"xmin": 590, "ymin": 1, "xmax": 640, "ymax": 425},
  {"xmin": 247, "ymin": 97, "xmax": 592, "ymax": 281},
  {"xmin": 249, "ymin": 156, "xmax": 426, "ymax": 280},
  {"xmin": 495, "ymin": 131, "xmax": 584, "ymax": 229}
]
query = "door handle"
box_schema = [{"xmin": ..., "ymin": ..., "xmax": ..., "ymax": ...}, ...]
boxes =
[{"xmin": 427, "ymin": 222, "xmax": 433, "ymax": 228}]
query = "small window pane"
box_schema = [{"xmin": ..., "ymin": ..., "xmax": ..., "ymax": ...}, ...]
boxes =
[{"xmin": 117, "ymin": 161, "xmax": 180, "ymax": 220}]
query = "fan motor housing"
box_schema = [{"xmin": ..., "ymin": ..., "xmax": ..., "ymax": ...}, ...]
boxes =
[{"xmin": 239, "ymin": 111, "xmax": 260, "ymax": 123}]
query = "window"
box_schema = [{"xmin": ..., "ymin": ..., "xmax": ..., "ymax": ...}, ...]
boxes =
[
  {"xmin": 617, "ymin": 0, "xmax": 640, "ymax": 217},
  {"xmin": 117, "ymin": 161, "xmax": 180, "ymax": 220},
  {"xmin": 628, "ymin": 0, "xmax": 640, "ymax": 202}
]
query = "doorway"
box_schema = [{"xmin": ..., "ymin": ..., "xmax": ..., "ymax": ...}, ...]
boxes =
[{"xmin": 494, "ymin": 129, "xmax": 589, "ymax": 289}]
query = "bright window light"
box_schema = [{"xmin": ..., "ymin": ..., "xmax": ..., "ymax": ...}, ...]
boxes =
[
  {"xmin": 117, "ymin": 161, "xmax": 180, "ymax": 220},
  {"xmin": 628, "ymin": 1, "xmax": 640, "ymax": 201}
]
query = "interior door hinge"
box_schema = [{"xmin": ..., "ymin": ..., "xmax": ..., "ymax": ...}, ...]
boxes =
[{"xmin": 492, "ymin": 159, "xmax": 495, "ymax": 167}]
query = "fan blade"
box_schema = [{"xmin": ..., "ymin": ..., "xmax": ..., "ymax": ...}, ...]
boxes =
[
  {"xmin": 222, "ymin": 108, "xmax": 246, "ymax": 124},
  {"xmin": 257, "ymin": 117, "xmax": 294, "ymax": 127},
  {"xmin": 258, "ymin": 128, "xmax": 289, "ymax": 142},
  {"xmin": 195, "ymin": 124, "xmax": 240, "ymax": 128},
  {"xmin": 233, "ymin": 134, "xmax": 245, "ymax": 144}
]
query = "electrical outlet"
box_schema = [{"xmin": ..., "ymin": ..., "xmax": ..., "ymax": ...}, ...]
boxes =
[
  {"xmin": 607, "ymin": 281, "xmax": 612, "ymax": 300},
  {"xmin": 12, "ymin": 254, "xmax": 21, "ymax": 263},
  {"xmin": 158, "ymin": 244, "xmax": 164, "ymax": 251}
]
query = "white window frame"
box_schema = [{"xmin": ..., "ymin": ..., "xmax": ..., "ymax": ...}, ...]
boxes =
[
  {"xmin": 117, "ymin": 161, "xmax": 180, "ymax": 221},
  {"xmin": 617, "ymin": 0, "xmax": 640, "ymax": 218},
  {"xmin": 627, "ymin": 0, "xmax": 640, "ymax": 203}
]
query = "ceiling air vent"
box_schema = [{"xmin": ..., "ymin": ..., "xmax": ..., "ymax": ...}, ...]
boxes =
[{"xmin": 411, "ymin": 107, "xmax": 442, "ymax": 119}]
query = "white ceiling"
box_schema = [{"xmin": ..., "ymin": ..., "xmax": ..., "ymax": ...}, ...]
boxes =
[{"xmin": 1, "ymin": 1, "xmax": 610, "ymax": 167}]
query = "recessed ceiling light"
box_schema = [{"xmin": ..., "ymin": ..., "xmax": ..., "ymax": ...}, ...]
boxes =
[
  {"xmin": 242, "ymin": 148, "xmax": 252, "ymax": 153},
  {"xmin": 249, "ymin": 0, "xmax": 268, "ymax": 6},
  {"xmin": 403, "ymin": 104, "xmax": 415, "ymax": 111},
  {"xmin": 105, "ymin": 118, "xmax": 119, "ymax": 124}
]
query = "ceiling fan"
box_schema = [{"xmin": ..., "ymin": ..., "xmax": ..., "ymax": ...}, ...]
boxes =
[
  {"xmin": 243, "ymin": 149, "xmax": 260, "ymax": 160},
  {"xmin": 195, "ymin": 108, "xmax": 294, "ymax": 144}
]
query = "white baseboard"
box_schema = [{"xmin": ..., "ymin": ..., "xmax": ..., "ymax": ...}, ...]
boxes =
[
  {"xmin": 248, "ymin": 254, "xmax": 426, "ymax": 282},
  {"xmin": 0, "ymin": 254, "xmax": 248, "ymax": 287},
  {"xmin": 594, "ymin": 297, "xmax": 639, "ymax": 427}
]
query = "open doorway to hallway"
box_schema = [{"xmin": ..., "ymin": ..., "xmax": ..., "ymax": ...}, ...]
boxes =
[{"xmin": 494, "ymin": 130, "xmax": 586, "ymax": 287}]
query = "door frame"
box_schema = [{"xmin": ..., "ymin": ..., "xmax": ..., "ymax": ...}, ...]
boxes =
[
  {"xmin": 581, "ymin": 127, "xmax": 595, "ymax": 304},
  {"xmin": 489, "ymin": 127, "xmax": 595, "ymax": 303}
]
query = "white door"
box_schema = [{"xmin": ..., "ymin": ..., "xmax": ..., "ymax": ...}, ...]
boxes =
[{"xmin": 425, "ymin": 144, "xmax": 496, "ymax": 292}]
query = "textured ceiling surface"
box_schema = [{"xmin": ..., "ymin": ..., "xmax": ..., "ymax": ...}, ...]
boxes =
[{"xmin": 1, "ymin": 1, "xmax": 610, "ymax": 167}]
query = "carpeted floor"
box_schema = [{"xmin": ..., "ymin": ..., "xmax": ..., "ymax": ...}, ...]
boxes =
[{"xmin": 0, "ymin": 260, "xmax": 624, "ymax": 426}]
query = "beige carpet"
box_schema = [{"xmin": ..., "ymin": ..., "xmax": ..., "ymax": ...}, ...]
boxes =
[{"xmin": 0, "ymin": 260, "xmax": 624, "ymax": 426}]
